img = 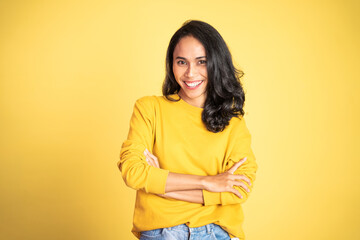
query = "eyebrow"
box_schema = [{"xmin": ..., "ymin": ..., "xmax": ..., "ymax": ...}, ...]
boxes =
[{"xmin": 175, "ymin": 56, "xmax": 207, "ymax": 60}]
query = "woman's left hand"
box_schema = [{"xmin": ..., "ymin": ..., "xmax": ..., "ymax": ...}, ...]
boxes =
[{"xmin": 144, "ymin": 148, "xmax": 160, "ymax": 168}]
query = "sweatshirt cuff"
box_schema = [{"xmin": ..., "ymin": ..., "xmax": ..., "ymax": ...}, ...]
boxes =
[
  {"xmin": 202, "ymin": 190, "xmax": 221, "ymax": 206},
  {"xmin": 145, "ymin": 167, "xmax": 170, "ymax": 194}
]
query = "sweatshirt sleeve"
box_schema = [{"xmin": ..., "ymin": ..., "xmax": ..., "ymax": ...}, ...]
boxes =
[
  {"xmin": 117, "ymin": 97, "xmax": 169, "ymax": 195},
  {"xmin": 202, "ymin": 117, "xmax": 258, "ymax": 206}
]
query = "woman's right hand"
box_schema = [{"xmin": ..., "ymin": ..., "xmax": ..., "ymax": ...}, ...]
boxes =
[
  {"xmin": 203, "ymin": 157, "xmax": 251, "ymax": 199},
  {"xmin": 144, "ymin": 149, "xmax": 160, "ymax": 168}
]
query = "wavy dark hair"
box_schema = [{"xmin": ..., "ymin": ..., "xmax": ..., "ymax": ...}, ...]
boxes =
[{"xmin": 162, "ymin": 20, "xmax": 245, "ymax": 133}]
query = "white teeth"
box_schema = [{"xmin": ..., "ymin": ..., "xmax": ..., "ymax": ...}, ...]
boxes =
[{"xmin": 185, "ymin": 81, "xmax": 202, "ymax": 87}]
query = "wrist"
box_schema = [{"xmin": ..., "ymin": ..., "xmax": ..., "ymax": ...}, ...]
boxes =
[{"xmin": 200, "ymin": 175, "xmax": 208, "ymax": 190}]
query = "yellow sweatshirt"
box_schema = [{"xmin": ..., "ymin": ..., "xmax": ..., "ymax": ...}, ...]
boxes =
[{"xmin": 118, "ymin": 94, "xmax": 257, "ymax": 239}]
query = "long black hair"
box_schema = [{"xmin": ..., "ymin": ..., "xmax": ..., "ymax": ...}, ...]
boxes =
[{"xmin": 162, "ymin": 20, "xmax": 245, "ymax": 133}]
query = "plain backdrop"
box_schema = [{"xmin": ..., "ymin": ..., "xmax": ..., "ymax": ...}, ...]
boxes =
[{"xmin": 0, "ymin": 0, "xmax": 359, "ymax": 239}]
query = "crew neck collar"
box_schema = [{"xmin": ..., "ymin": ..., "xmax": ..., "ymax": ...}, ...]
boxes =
[{"xmin": 169, "ymin": 94, "xmax": 204, "ymax": 112}]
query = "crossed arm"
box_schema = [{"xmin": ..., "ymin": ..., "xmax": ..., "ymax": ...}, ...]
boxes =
[
  {"xmin": 143, "ymin": 149, "xmax": 251, "ymax": 204},
  {"xmin": 119, "ymin": 98, "xmax": 257, "ymax": 206}
]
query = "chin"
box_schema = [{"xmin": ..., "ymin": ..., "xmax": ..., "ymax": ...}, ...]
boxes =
[{"xmin": 182, "ymin": 90, "xmax": 206, "ymax": 99}]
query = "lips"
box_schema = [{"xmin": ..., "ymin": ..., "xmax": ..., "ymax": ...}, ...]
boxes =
[{"xmin": 183, "ymin": 80, "xmax": 203, "ymax": 89}]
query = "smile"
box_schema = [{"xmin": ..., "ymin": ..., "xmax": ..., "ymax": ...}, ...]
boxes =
[{"xmin": 183, "ymin": 80, "xmax": 203, "ymax": 89}]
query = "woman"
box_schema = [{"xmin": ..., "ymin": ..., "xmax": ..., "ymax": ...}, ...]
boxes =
[{"xmin": 118, "ymin": 20, "xmax": 258, "ymax": 240}]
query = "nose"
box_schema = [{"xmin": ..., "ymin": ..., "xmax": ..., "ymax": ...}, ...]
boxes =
[{"xmin": 185, "ymin": 63, "xmax": 197, "ymax": 77}]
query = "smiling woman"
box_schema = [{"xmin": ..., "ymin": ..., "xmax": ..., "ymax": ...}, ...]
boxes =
[
  {"xmin": 118, "ymin": 20, "xmax": 258, "ymax": 240},
  {"xmin": 163, "ymin": 20, "xmax": 246, "ymax": 133},
  {"xmin": 172, "ymin": 36, "xmax": 208, "ymax": 108}
]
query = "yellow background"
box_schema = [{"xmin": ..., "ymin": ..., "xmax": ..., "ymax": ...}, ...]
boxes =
[{"xmin": 1, "ymin": 0, "xmax": 359, "ymax": 239}]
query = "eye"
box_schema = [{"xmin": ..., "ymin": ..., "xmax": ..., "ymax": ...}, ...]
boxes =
[
  {"xmin": 198, "ymin": 59, "xmax": 207, "ymax": 65},
  {"xmin": 176, "ymin": 60, "xmax": 186, "ymax": 65}
]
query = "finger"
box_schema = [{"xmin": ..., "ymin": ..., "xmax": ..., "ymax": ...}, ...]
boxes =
[
  {"xmin": 233, "ymin": 174, "xmax": 252, "ymax": 186},
  {"xmin": 144, "ymin": 149, "xmax": 153, "ymax": 157},
  {"xmin": 150, "ymin": 158, "xmax": 158, "ymax": 168},
  {"xmin": 144, "ymin": 149, "xmax": 160, "ymax": 168},
  {"xmin": 228, "ymin": 188, "xmax": 243, "ymax": 199},
  {"xmin": 145, "ymin": 157, "xmax": 151, "ymax": 165},
  {"xmin": 144, "ymin": 150, "xmax": 153, "ymax": 165},
  {"xmin": 144, "ymin": 150, "xmax": 152, "ymax": 160},
  {"xmin": 152, "ymin": 157, "xmax": 160, "ymax": 168},
  {"xmin": 232, "ymin": 180, "xmax": 251, "ymax": 193},
  {"xmin": 227, "ymin": 157, "xmax": 247, "ymax": 174},
  {"xmin": 229, "ymin": 157, "xmax": 247, "ymax": 172},
  {"xmin": 155, "ymin": 159, "xmax": 160, "ymax": 168},
  {"xmin": 147, "ymin": 153, "xmax": 159, "ymax": 168},
  {"xmin": 145, "ymin": 149, "xmax": 157, "ymax": 161},
  {"xmin": 144, "ymin": 149, "xmax": 149, "ymax": 157},
  {"xmin": 146, "ymin": 157, "xmax": 158, "ymax": 168}
]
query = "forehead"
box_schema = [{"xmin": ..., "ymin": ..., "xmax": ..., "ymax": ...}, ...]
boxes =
[{"xmin": 173, "ymin": 36, "xmax": 206, "ymax": 59}]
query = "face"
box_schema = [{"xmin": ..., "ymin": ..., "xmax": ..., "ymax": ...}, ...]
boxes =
[{"xmin": 172, "ymin": 36, "xmax": 208, "ymax": 108}]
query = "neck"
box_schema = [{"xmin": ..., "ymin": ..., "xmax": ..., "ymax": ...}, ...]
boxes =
[{"xmin": 178, "ymin": 91, "xmax": 206, "ymax": 108}]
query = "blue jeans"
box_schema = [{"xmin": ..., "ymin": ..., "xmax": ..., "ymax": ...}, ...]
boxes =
[{"xmin": 140, "ymin": 223, "xmax": 237, "ymax": 240}]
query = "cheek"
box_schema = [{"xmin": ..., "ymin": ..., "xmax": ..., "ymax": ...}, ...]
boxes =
[
  {"xmin": 172, "ymin": 66, "xmax": 182, "ymax": 82},
  {"xmin": 201, "ymin": 68, "xmax": 208, "ymax": 79}
]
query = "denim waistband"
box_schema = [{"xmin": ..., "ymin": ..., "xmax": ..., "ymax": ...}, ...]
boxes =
[
  {"xmin": 165, "ymin": 223, "xmax": 216, "ymax": 234},
  {"xmin": 141, "ymin": 223, "xmax": 236, "ymax": 239}
]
